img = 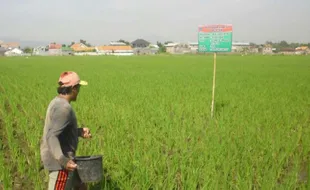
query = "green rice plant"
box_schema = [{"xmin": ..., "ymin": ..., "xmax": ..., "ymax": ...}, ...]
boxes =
[{"xmin": 0, "ymin": 55, "xmax": 309, "ymax": 189}]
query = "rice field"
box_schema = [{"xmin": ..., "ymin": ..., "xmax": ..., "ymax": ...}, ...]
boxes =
[{"xmin": 0, "ymin": 55, "xmax": 310, "ymax": 189}]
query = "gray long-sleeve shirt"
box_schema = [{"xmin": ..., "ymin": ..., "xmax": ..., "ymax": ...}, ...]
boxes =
[{"xmin": 40, "ymin": 96, "xmax": 83, "ymax": 171}]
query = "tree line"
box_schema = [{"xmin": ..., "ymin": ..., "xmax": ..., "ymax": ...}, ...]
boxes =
[{"xmin": 251, "ymin": 41, "xmax": 310, "ymax": 50}]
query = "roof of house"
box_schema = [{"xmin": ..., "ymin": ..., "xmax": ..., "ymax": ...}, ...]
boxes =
[
  {"xmin": 109, "ymin": 42, "xmax": 127, "ymax": 46},
  {"xmin": 279, "ymin": 48, "xmax": 295, "ymax": 52},
  {"xmin": 149, "ymin": 44, "xmax": 159, "ymax": 49},
  {"xmin": 6, "ymin": 48, "xmax": 23, "ymax": 54},
  {"xmin": 97, "ymin": 46, "xmax": 133, "ymax": 51},
  {"xmin": 0, "ymin": 42, "xmax": 20, "ymax": 48},
  {"xmin": 72, "ymin": 46, "xmax": 95, "ymax": 52},
  {"xmin": 71, "ymin": 43, "xmax": 88, "ymax": 49},
  {"xmin": 165, "ymin": 43, "xmax": 178, "ymax": 47},
  {"xmin": 49, "ymin": 44, "xmax": 62, "ymax": 49},
  {"xmin": 296, "ymin": 46, "xmax": 309, "ymax": 51},
  {"xmin": 232, "ymin": 42, "xmax": 250, "ymax": 46},
  {"xmin": 131, "ymin": 39, "xmax": 150, "ymax": 46}
]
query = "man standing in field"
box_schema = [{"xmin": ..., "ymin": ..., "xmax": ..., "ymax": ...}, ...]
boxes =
[{"xmin": 40, "ymin": 71, "xmax": 92, "ymax": 190}]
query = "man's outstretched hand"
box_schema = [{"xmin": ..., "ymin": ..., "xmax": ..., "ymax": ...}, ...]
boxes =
[
  {"xmin": 66, "ymin": 160, "xmax": 77, "ymax": 171},
  {"xmin": 81, "ymin": 128, "xmax": 92, "ymax": 139}
]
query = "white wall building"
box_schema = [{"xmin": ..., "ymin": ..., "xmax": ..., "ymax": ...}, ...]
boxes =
[
  {"xmin": 188, "ymin": 42, "xmax": 198, "ymax": 53},
  {"xmin": 232, "ymin": 42, "xmax": 250, "ymax": 52},
  {"xmin": 4, "ymin": 48, "xmax": 24, "ymax": 56},
  {"xmin": 109, "ymin": 42, "xmax": 127, "ymax": 46}
]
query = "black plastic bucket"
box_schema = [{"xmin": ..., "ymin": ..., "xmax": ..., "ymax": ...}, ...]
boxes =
[{"xmin": 74, "ymin": 155, "xmax": 103, "ymax": 183}]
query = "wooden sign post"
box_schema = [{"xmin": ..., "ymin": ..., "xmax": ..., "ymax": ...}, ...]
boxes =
[{"xmin": 211, "ymin": 52, "xmax": 217, "ymax": 118}]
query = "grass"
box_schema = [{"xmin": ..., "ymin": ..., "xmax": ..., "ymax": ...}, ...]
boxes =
[{"xmin": 0, "ymin": 55, "xmax": 310, "ymax": 189}]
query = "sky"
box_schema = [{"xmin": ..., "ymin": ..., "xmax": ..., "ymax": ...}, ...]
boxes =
[{"xmin": 1, "ymin": 0, "xmax": 309, "ymax": 46}]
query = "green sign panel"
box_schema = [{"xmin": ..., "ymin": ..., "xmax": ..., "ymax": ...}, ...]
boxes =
[{"xmin": 198, "ymin": 24, "xmax": 233, "ymax": 52}]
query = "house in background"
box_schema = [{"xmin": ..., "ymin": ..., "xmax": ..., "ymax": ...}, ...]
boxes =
[
  {"xmin": 262, "ymin": 44, "xmax": 273, "ymax": 55},
  {"xmin": 232, "ymin": 42, "xmax": 250, "ymax": 53},
  {"xmin": 247, "ymin": 44, "xmax": 259, "ymax": 54},
  {"xmin": 131, "ymin": 39, "xmax": 160, "ymax": 55},
  {"xmin": 0, "ymin": 47, "xmax": 7, "ymax": 56},
  {"xmin": 70, "ymin": 43, "xmax": 97, "ymax": 55},
  {"xmin": 70, "ymin": 43, "xmax": 89, "ymax": 51},
  {"xmin": 134, "ymin": 44, "xmax": 159, "ymax": 55},
  {"xmin": 4, "ymin": 48, "xmax": 24, "ymax": 56},
  {"xmin": 148, "ymin": 44, "xmax": 159, "ymax": 54},
  {"xmin": 188, "ymin": 42, "xmax": 198, "ymax": 53},
  {"xmin": 109, "ymin": 41, "xmax": 127, "ymax": 46},
  {"xmin": 278, "ymin": 48, "xmax": 296, "ymax": 55},
  {"xmin": 61, "ymin": 46, "xmax": 73, "ymax": 55},
  {"xmin": 174, "ymin": 43, "xmax": 191, "ymax": 54},
  {"xmin": 33, "ymin": 46, "xmax": 49, "ymax": 56},
  {"xmin": 72, "ymin": 46, "xmax": 96, "ymax": 55},
  {"xmin": 165, "ymin": 43, "xmax": 178, "ymax": 54},
  {"xmin": 164, "ymin": 43, "xmax": 191, "ymax": 54},
  {"xmin": 48, "ymin": 43, "xmax": 62, "ymax": 55},
  {"xmin": 295, "ymin": 46, "xmax": 309, "ymax": 55},
  {"xmin": 97, "ymin": 45, "xmax": 133, "ymax": 56},
  {"xmin": 131, "ymin": 39, "xmax": 150, "ymax": 48},
  {"xmin": 0, "ymin": 42, "xmax": 20, "ymax": 49}
]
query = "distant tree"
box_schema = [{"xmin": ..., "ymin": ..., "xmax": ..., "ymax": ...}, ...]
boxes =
[
  {"xmin": 164, "ymin": 41, "xmax": 173, "ymax": 45},
  {"xmin": 279, "ymin": 40, "xmax": 289, "ymax": 48},
  {"xmin": 79, "ymin": 39, "xmax": 91, "ymax": 47},
  {"xmin": 157, "ymin": 41, "xmax": 166, "ymax": 53},
  {"xmin": 250, "ymin": 42, "xmax": 257, "ymax": 47},
  {"xmin": 23, "ymin": 47, "xmax": 33, "ymax": 54},
  {"xmin": 117, "ymin": 39, "xmax": 130, "ymax": 45},
  {"xmin": 289, "ymin": 42, "xmax": 300, "ymax": 49},
  {"xmin": 62, "ymin": 44, "xmax": 66, "ymax": 47}
]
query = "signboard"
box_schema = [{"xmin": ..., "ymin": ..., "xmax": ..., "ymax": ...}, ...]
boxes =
[{"xmin": 198, "ymin": 24, "xmax": 233, "ymax": 52}]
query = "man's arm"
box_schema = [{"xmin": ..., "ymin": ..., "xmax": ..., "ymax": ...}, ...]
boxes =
[{"xmin": 46, "ymin": 106, "xmax": 71, "ymax": 168}]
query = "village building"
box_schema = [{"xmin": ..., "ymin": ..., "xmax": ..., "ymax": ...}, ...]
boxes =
[
  {"xmin": 4, "ymin": 48, "xmax": 24, "ymax": 56},
  {"xmin": 188, "ymin": 42, "xmax": 198, "ymax": 53},
  {"xmin": 48, "ymin": 43, "xmax": 62, "ymax": 55},
  {"xmin": 131, "ymin": 39, "xmax": 150, "ymax": 48},
  {"xmin": 0, "ymin": 42, "xmax": 20, "ymax": 49},
  {"xmin": 0, "ymin": 47, "xmax": 6, "ymax": 56},
  {"xmin": 97, "ymin": 45, "xmax": 133, "ymax": 56},
  {"xmin": 165, "ymin": 43, "xmax": 191, "ymax": 54},
  {"xmin": 295, "ymin": 46, "xmax": 309, "ymax": 55},
  {"xmin": 231, "ymin": 42, "xmax": 250, "ymax": 53}
]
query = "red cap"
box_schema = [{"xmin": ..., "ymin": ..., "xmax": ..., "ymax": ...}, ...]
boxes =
[{"xmin": 58, "ymin": 71, "xmax": 88, "ymax": 87}]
